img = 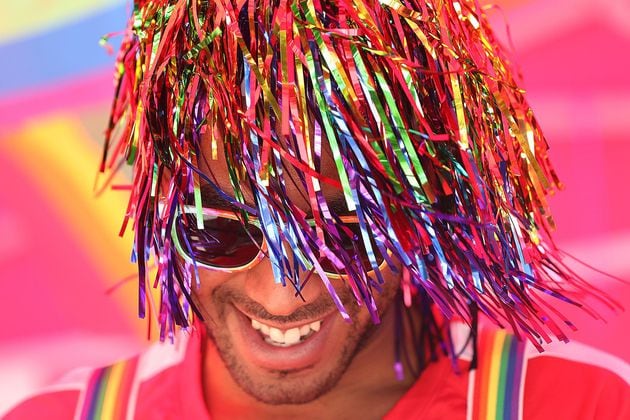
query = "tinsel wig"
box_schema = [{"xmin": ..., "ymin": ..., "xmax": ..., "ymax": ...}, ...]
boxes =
[{"xmin": 103, "ymin": 0, "xmax": 614, "ymax": 347}]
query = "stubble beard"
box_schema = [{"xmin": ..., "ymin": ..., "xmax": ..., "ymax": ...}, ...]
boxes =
[{"xmin": 198, "ymin": 284, "xmax": 385, "ymax": 405}]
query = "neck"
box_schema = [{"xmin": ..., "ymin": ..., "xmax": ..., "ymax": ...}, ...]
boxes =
[{"xmin": 201, "ymin": 303, "xmax": 421, "ymax": 419}]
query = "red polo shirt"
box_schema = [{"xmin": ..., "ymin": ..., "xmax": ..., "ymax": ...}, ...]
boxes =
[{"xmin": 4, "ymin": 325, "xmax": 628, "ymax": 419}]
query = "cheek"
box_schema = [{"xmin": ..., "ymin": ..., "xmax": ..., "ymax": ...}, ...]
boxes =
[
  {"xmin": 328, "ymin": 264, "xmax": 402, "ymax": 323},
  {"xmin": 191, "ymin": 270, "xmax": 235, "ymax": 315},
  {"xmin": 370, "ymin": 264, "xmax": 403, "ymax": 313},
  {"xmin": 382, "ymin": 267, "xmax": 402, "ymax": 298}
]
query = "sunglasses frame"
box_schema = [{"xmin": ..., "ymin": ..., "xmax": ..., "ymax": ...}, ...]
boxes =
[{"xmin": 171, "ymin": 205, "xmax": 389, "ymax": 278}]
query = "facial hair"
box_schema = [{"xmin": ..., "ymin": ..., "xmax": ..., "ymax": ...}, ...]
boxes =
[{"xmin": 195, "ymin": 281, "xmax": 396, "ymax": 405}]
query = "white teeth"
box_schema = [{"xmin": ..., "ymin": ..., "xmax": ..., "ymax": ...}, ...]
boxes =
[
  {"xmin": 269, "ymin": 327, "xmax": 284, "ymax": 343},
  {"xmin": 249, "ymin": 317, "xmax": 324, "ymax": 346},
  {"xmin": 299, "ymin": 325, "xmax": 311, "ymax": 336},
  {"xmin": 284, "ymin": 328, "xmax": 301, "ymax": 345}
]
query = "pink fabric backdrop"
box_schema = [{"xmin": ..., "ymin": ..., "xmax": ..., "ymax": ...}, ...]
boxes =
[{"xmin": 1, "ymin": 0, "xmax": 628, "ymax": 412}]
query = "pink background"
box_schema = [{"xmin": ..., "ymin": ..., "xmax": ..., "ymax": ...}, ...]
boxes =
[{"xmin": 1, "ymin": 0, "xmax": 628, "ymax": 412}]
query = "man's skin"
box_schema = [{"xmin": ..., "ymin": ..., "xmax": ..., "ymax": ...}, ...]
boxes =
[{"xmin": 189, "ymin": 135, "xmax": 421, "ymax": 419}]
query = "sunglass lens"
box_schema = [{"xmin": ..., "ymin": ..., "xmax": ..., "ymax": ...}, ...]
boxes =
[
  {"xmin": 176, "ymin": 214, "xmax": 263, "ymax": 268},
  {"xmin": 319, "ymin": 223, "xmax": 384, "ymax": 274}
]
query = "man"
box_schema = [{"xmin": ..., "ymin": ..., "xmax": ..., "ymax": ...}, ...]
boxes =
[{"xmin": 5, "ymin": 0, "xmax": 629, "ymax": 418}]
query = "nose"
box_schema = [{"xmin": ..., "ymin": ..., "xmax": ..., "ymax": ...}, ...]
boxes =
[{"xmin": 243, "ymin": 253, "xmax": 323, "ymax": 316}]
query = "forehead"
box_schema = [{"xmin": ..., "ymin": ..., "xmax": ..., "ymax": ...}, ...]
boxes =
[
  {"xmin": 198, "ymin": 183, "xmax": 349, "ymax": 217},
  {"xmin": 196, "ymin": 133, "xmax": 349, "ymax": 215}
]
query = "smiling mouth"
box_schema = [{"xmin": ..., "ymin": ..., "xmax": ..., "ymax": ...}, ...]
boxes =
[{"xmin": 249, "ymin": 317, "xmax": 323, "ymax": 347}]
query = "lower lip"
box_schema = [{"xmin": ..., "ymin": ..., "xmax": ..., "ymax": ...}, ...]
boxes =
[{"xmin": 232, "ymin": 307, "xmax": 338, "ymax": 372}]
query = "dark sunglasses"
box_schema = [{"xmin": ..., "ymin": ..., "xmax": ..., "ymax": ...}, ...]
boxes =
[{"xmin": 172, "ymin": 206, "xmax": 387, "ymax": 278}]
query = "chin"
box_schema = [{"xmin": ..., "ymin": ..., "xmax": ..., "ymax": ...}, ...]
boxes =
[
  {"xmin": 206, "ymin": 305, "xmax": 374, "ymax": 405},
  {"xmin": 227, "ymin": 361, "xmax": 350, "ymax": 405}
]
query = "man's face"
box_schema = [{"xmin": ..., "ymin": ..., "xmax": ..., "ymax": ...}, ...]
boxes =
[{"xmin": 189, "ymin": 136, "xmax": 402, "ymax": 405}]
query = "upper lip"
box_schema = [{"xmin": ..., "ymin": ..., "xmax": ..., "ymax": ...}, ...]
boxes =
[{"xmin": 233, "ymin": 303, "xmax": 335, "ymax": 330}]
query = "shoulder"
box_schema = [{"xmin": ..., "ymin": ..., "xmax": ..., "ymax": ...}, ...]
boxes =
[
  {"xmin": 522, "ymin": 339, "xmax": 630, "ymax": 419},
  {"xmin": 525, "ymin": 338, "xmax": 630, "ymax": 384},
  {"xmin": 2, "ymin": 333, "xmax": 196, "ymax": 420},
  {"xmin": 2, "ymin": 368, "xmax": 92, "ymax": 420},
  {"xmin": 468, "ymin": 325, "xmax": 629, "ymax": 420}
]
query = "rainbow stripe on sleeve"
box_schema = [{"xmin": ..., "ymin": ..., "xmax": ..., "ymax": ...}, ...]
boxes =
[
  {"xmin": 79, "ymin": 356, "xmax": 139, "ymax": 420},
  {"xmin": 472, "ymin": 329, "xmax": 526, "ymax": 420}
]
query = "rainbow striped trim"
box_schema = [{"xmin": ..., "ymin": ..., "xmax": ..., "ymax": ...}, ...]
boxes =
[
  {"xmin": 79, "ymin": 356, "xmax": 139, "ymax": 420},
  {"xmin": 472, "ymin": 329, "xmax": 526, "ymax": 420}
]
